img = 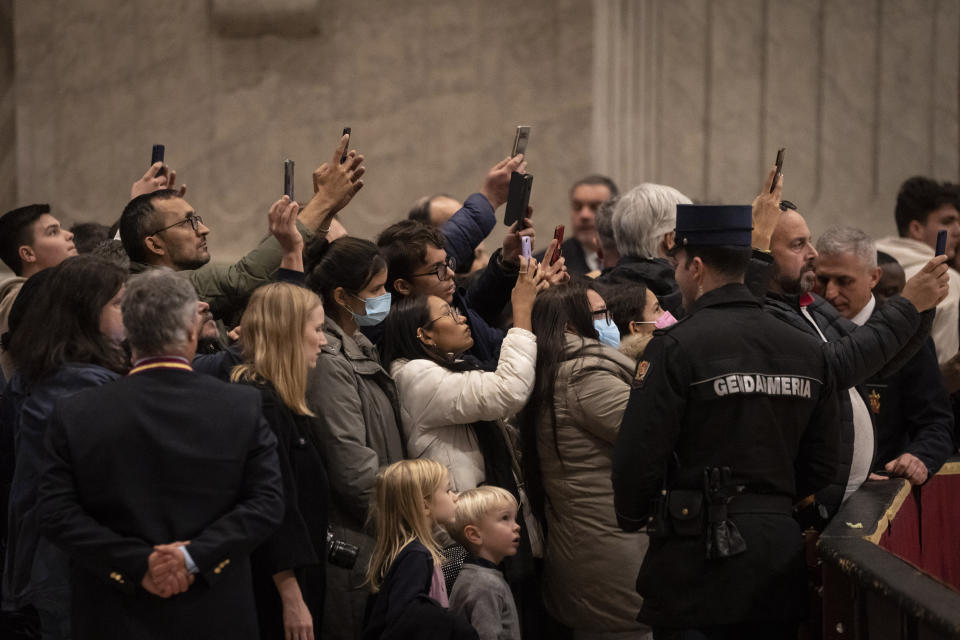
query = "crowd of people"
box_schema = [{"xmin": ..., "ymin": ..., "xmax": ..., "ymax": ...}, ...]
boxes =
[{"xmin": 0, "ymin": 132, "xmax": 957, "ymax": 640}]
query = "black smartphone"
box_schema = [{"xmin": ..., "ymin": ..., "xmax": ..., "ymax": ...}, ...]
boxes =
[
  {"xmin": 550, "ymin": 224, "xmax": 565, "ymax": 265},
  {"xmin": 151, "ymin": 144, "xmax": 165, "ymax": 176},
  {"xmin": 504, "ymin": 172, "xmax": 533, "ymax": 228},
  {"xmin": 511, "ymin": 126, "xmax": 531, "ymax": 157},
  {"xmin": 936, "ymin": 229, "xmax": 948, "ymax": 256},
  {"xmin": 283, "ymin": 159, "xmax": 295, "ymax": 201},
  {"xmin": 770, "ymin": 147, "xmax": 785, "ymax": 193},
  {"xmin": 340, "ymin": 127, "xmax": 351, "ymax": 164}
]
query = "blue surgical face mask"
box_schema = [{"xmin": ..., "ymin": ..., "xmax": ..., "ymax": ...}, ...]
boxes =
[
  {"xmin": 593, "ymin": 317, "xmax": 621, "ymax": 349},
  {"xmin": 350, "ymin": 292, "xmax": 392, "ymax": 326}
]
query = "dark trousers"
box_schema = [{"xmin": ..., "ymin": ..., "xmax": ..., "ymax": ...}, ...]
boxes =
[{"xmin": 653, "ymin": 621, "xmax": 798, "ymax": 640}]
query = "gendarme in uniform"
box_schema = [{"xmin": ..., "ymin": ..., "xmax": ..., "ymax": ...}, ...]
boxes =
[{"xmin": 611, "ymin": 204, "xmax": 841, "ymax": 637}]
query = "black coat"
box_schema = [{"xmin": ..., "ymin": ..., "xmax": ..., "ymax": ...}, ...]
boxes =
[
  {"xmin": 595, "ymin": 255, "xmax": 684, "ymax": 316},
  {"xmin": 249, "ymin": 382, "xmax": 330, "ymax": 640},
  {"xmin": 612, "ymin": 284, "xmax": 841, "ymax": 627},
  {"xmin": 762, "ymin": 291, "xmax": 930, "ymax": 513},
  {"xmin": 862, "ymin": 336, "xmax": 955, "ymax": 476},
  {"xmin": 37, "ymin": 365, "xmax": 284, "ymax": 640}
]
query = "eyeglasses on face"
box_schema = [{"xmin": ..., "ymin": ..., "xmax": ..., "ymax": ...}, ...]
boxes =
[
  {"xmin": 592, "ymin": 307, "xmax": 611, "ymax": 323},
  {"xmin": 411, "ymin": 256, "xmax": 457, "ymax": 281},
  {"xmin": 423, "ymin": 305, "xmax": 465, "ymax": 328},
  {"xmin": 150, "ymin": 214, "xmax": 204, "ymax": 236}
]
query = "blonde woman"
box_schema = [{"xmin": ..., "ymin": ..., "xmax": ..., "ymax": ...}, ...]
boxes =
[
  {"xmin": 231, "ymin": 282, "xmax": 328, "ymax": 640},
  {"xmin": 362, "ymin": 459, "xmax": 477, "ymax": 640}
]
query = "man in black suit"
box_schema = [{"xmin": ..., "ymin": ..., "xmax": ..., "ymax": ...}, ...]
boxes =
[
  {"xmin": 38, "ymin": 268, "xmax": 284, "ymax": 640},
  {"xmin": 534, "ymin": 175, "xmax": 618, "ymax": 276}
]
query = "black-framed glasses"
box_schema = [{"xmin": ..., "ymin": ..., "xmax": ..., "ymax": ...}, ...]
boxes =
[
  {"xmin": 150, "ymin": 214, "xmax": 204, "ymax": 236},
  {"xmin": 411, "ymin": 256, "xmax": 457, "ymax": 281},
  {"xmin": 423, "ymin": 305, "xmax": 465, "ymax": 328},
  {"xmin": 592, "ymin": 307, "xmax": 611, "ymax": 323}
]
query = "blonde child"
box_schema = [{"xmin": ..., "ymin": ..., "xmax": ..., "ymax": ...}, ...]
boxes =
[
  {"xmin": 362, "ymin": 459, "xmax": 465, "ymax": 639},
  {"xmin": 447, "ymin": 487, "xmax": 522, "ymax": 640}
]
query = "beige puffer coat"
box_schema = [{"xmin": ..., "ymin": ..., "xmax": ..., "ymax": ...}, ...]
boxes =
[{"xmin": 538, "ymin": 334, "xmax": 650, "ymax": 632}]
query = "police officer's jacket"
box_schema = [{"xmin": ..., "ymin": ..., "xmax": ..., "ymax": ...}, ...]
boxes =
[
  {"xmin": 611, "ymin": 283, "xmax": 842, "ymax": 627},
  {"xmin": 612, "ymin": 283, "xmax": 841, "ymax": 530}
]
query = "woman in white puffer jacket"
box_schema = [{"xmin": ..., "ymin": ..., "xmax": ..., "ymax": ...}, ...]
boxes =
[{"xmin": 382, "ymin": 263, "xmax": 541, "ymax": 492}]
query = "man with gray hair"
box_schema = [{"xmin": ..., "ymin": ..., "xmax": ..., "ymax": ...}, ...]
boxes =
[
  {"xmin": 815, "ymin": 226, "xmax": 954, "ymax": 486},
  {"xmin": 38, "ymin": 268, "xmax": 284, "ymax": 640},
  {"xmin": 596, "ymin": 183, "xmax": 692, "ymax": 315}
]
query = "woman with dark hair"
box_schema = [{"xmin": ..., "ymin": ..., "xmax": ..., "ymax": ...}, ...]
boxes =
[
  {"xmin": 304, "ymin": 236, "xmax": 406, "ymax": 640},
  {"xmin": 603, "ymin": 282, "xmax": 670, "ymax": 363},
  {"xmin": 3, "ymin": 255, "xmax": 128, "ymax": 639},
  {"xmin": 518, "ymin": 281, "xmax": 651, "ymax": 639}
]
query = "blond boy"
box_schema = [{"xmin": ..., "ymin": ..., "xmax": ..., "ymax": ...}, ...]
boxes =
[{"xmin": 447, "ymin": 486, "xmax": 522, "ymax": 640}]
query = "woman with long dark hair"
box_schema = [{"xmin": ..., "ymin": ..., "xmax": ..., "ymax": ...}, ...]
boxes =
[
  {"xmin": 304, "ymin": 236, "xmax": 405, "ymax": 640},
  {"xmin": 231, "ymin": 281, "xmax": 329, "ymax": 640},
  {"xmin": 518, "ymin": 281, "xmax": 651, "ymax": 639},
  {"xmin": 4, "ymin": 255, "xmax": 128, "ymax": 639}
]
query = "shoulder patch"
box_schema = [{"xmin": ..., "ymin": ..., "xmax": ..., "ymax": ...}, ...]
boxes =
[{"xmin": 634, "ymin": 360, "xmax": 651, "ymax": 387}]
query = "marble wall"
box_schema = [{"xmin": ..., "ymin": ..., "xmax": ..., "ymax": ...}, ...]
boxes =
[
  {"xmin": 593, "ymin": 0, "xmax": 960, "ymax": 238},
  {"xmin": 4, "ymin": 0, "xmax": 592, "ymax": 264},
  {"xmin": 1, "ymin": 0, "xmax": 957, "ymax": 271}
]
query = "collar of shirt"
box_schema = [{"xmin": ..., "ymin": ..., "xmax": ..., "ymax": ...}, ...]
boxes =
[
  {"xmin": 849, "ymin": 294, "xmax": 876, "ymax": 327},
  {"xmin": 464, "ymin": 555, "xmax": 502, "ymax": 571}
]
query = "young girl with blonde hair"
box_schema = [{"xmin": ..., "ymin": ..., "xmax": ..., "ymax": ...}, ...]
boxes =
[
  {"xmin": 231, "ymin": 282, "xmax": 330, "ymax": 640},
  {"xmin": 363, "ymin": 459, "xmax": 471, "ymax": 639}
]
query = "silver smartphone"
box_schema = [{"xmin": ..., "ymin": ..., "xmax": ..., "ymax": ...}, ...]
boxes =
[{"xmin": 512, "ymin": 126, "xmax": 531, "ymax": 157}]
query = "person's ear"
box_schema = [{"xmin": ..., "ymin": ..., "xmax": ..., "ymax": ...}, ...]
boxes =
[
  {"xmin": 906, "ymin": 220, "xmax": 925, "ymax": 242},
  {"xmin": 463, "ymin": 524, "xmax": 483, "ymax": 547},
  {"xmin": 17, "ymin": 245, "xmax": 36, "ymax": 266},
  {"xmin": 333, "ymin": 286, "xmax": 349, "ymax": 309},
  {"xmin": 394, "ymin": 278, "xmax": 413, "ymax": 296},
  {"xmin": 628, "ymin": 320, "xmax": 644, "ymax": 335},
  {"xmin": 144, "ymin": 234, "xmax": 165, "ymax": 257},
  {"xmin": 660, "ymin": 231, "xmax": 676, "ymax": 256},
  {"xmin": 868, "ymin": 266, "xmax": 882, "ymax": 289},
  {"xmin": 417, "ymin": 327, "xmax": 435, "ymax": 347}
]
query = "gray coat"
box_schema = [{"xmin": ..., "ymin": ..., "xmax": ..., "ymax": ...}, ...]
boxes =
[{"xmin": 306, "ymin": 317, "xmax": 405, "ymax": 640}]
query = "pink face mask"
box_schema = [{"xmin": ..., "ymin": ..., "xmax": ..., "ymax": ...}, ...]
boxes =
[
  {"xmin": 654, "ymin": 311, "xmax": 678, "ymax": 329},
  {"xmin": 637, "ymin": 310, "xmax": 678, "ymax": 330}
]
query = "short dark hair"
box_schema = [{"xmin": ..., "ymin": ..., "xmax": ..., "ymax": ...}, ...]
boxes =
[
  {"xmin": 376, "ymin": 220, "xmax": 447, "ymax": 294},
  {"xmin": 7, "ymin": 255, "xmax": 128, "ymax": 382},
  {"xmin": 306, "ymin": 236, "xmax": 387, "ymax": 320},
  {"xmin": 877, "ymin": 250, "xmax": 899, "ymax": 267},
  {"xmin": 570, "ymin": 175, "xmax": 619, "ymax": 200},
  {"xmin": 679, "ymin": 244, "xmax": 752, "ymax": 280},
  {"xmin": 605, "ymin": 282, "xmax": 649, "ymax": 335},
  {"xmin": 894, "ymin": 176, "xmax": 958, "ymax": 237},
  {"xmin": 119, "ymin": 190, "xmax": 180, "ymax": 264},
  {"xmin": 0, "ymin": 204, "xmax": 51, "ymax": 275},
  {"xmin": 70, "ymin": 222, "xmax": 112, "ymax": 254}
]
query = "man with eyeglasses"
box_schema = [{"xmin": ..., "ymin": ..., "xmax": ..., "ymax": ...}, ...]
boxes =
[{"xmin": 119, "ymin": 136, "xmax": 364, "ymax": 327}]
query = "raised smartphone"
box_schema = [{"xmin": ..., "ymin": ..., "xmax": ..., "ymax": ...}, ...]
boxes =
[
  {"xmin": 770, "ymin": 147, "xmax": 785, "ymax": 193},
  {"xmin": 151, "ymin": 144, "xmax": 165, "ymax": 177},
  {"xmin": 550, "ymin": 224, "xmax": 565, "ymax": 265},
  {"xmin": 340, "ymin": 127, "xmax": 351, "ymax": 164},
  {"xmin": 504, "ymin": 172, "xmax": 533, "ymax": 227},
  {"xmin": 512, "ymin": 126, "xmax": 531, "ymax": 157},
  {"xmin": 936, "ymin": 229, "xmax": 948, "ymax": 256},
  {"xmin": 283, "ymin": 159, "xmax": 295, "ymax": 201}
]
